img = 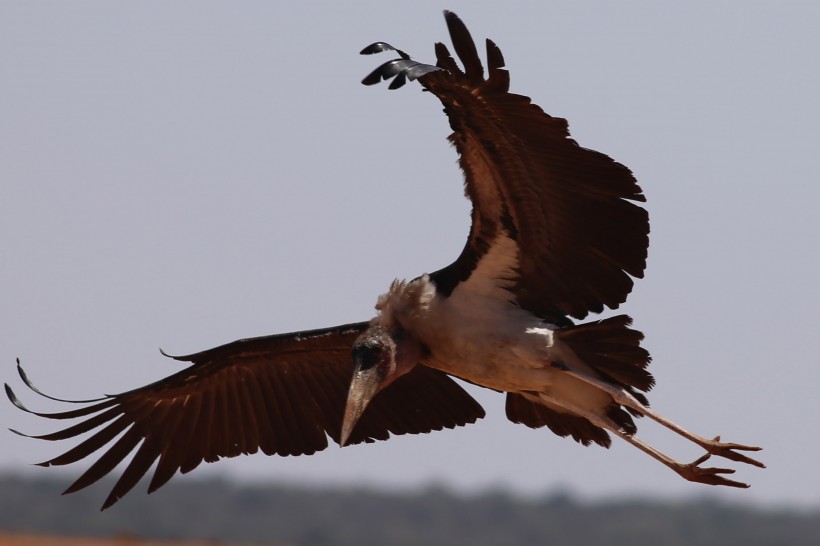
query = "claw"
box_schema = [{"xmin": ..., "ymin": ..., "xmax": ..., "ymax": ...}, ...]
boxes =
[
  {"xmin": 701, "ymin": 436, "xmax": 766, "ymax": 468},
  {"xmin": 675, "ymin": 453, "xmax": 751, "ymax": 488}
]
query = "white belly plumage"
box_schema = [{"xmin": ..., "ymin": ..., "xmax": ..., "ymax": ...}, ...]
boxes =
[{"xmin": 428, "ymin": 297, "xmax": 611, "ymax": 415}]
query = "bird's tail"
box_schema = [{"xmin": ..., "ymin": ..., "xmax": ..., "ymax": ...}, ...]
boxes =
[
  {"xmin": 557, "ymin": 314, "xmax": 654, "ymax": 437},
  {"xmin": 506, "ymin": 315, "xmax": 653, "ymax": 447},
  {"xmin": 557, "ymin": 314, "xmax": 654, "ymax": 397}
]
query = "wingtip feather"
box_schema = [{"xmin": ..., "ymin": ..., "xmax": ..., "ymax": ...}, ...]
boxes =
[
  {"xmin": 15, "ymin": 359, "xmax": 105, "ymax": 404},
  {"xmin": 8, "ymin": 427, "xmax": 29, "ymax": 438},
  {"xmin": 158, "ymin": 347, "xmax": 182, "ymax": 360},
  {"xmin": 5, "ymin": 383, "xmax": 28, "ymax": 412},
  {"xmin": 441, "ymin": 10, "xmax": 483, "ymax": 83},
  {"xmin": 360, "ymin": 42, "xmax": 410, "ymax": 60}
]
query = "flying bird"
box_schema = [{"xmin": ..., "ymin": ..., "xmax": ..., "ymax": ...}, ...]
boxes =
[{"xmin": 6, "ymin": 11, "xmax": 763, "ymax": 510}]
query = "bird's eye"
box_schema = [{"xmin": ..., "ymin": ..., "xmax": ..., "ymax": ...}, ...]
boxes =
[{"xmin": 353, "ymin": 345, "xmax": 382, "ymax": 371}]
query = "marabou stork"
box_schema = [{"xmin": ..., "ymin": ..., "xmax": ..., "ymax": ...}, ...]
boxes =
[{"xmin": 6, "ymin": 11, "xmax": 763, "ymax": 510}]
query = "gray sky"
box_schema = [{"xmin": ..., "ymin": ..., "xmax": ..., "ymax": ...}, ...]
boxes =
[{"xmin": 2, "ymin": 1, "xmax": 819, "ymax": 508}]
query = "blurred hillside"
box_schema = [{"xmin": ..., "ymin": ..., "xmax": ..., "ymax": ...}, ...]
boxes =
[
  {"xmin": 0, "ymin": 534, "xmax": 266, "ymax": 546},
  {"xmin": 1, "ymin": 474, "xmax": 818, "ymax": 546}
]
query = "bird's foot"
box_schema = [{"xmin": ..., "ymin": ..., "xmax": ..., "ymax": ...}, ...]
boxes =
[
  {"xmin": 674, "ymin": 453, "xmax": 751, "ymax": 488},
  {"xmin": 698, "ymin": 435, "xmax": 765, "ymax": 468}
]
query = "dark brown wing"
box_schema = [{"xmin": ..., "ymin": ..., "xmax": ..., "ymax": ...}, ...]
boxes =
[
  {"xmin": 363, "ymin": 12, "xmax": 649, "ymax": 321},
  {"xmin": 6, "ymin": 321, "xmax": 484, "ymax": 509}
]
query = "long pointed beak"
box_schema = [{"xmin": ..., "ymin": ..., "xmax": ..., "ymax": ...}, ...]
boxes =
[{"xmin": 340, "ymin": 366, "xmax": 382, "ymax": 447}]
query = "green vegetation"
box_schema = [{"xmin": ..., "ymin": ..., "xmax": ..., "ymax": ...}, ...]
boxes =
[{"xmin": 1, "ymin": 474, "xmax": 818, "ymax": 546}]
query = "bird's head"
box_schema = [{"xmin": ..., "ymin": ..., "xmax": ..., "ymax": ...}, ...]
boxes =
[{"xmin": 340, "ymin": 323, "xmax": 422, "ymax": 446}]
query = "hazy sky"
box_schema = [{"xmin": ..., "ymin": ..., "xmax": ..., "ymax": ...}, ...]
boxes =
[{"xmin": 2, "ymin": 2, "xmax": 819, "ymax": 508}]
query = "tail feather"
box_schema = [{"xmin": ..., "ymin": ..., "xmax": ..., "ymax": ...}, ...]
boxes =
[
  {"xmin": 558, "ymin": 315, "xmax": 654, "ymax": 393},
  {"xmin": 606, "ymin": 405, "xmax": 638, "ymax": 436}
]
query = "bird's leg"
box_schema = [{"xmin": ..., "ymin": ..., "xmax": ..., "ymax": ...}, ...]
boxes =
[
  {"xmin": 551, "ymin": 362, "xmax": 764, "ymax": 468},
  {"xmin": 536, "ymin": 393, "xmax": 753, "ymax": 488}
]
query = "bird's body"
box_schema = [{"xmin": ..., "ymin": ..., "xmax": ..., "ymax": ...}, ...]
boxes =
[
  {"xmin": 376, "ymin": 256, "xmax": 605, "ymax": 412},
  {"xmin": 6, "ymin": 11, "xmax": 762, "ymax": 510},
  {"xmin": 382, "ymin": 274, "xmax": 559, "ymax": 393}
]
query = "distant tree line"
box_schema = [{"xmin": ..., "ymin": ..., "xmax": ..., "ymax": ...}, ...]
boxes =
[{"xmin": 1, "ymin": 474, "xmax": 818, "ymax": 546}]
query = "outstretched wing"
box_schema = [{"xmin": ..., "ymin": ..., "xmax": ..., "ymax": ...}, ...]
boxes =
[
  {"xmin": 6, "ymin": 322, "xmax": 484, "ymax": 509},
  {"xmin": 363, "ymin": 11, "xmax": 649, "ymax": 322}
]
